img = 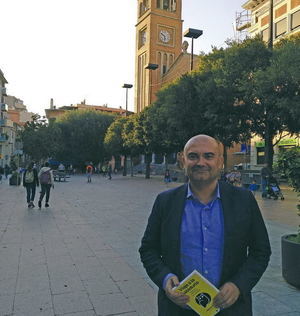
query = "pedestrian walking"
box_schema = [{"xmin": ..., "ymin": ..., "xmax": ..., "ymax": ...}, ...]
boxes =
[
  {"xmin": 260, "ymin": 164, "xmax": 272, "ymax": 198},
  {"xmin": 86, "ymin": 162, "xmax": 93, "ymax": 183},
  {"xmin": 164, "ymin": 169, "xmax": 171, "ymax": 183},
  {"xmin": 0, "ymin": 166, "xmax": 3, "ymax": 183},
  {"xmin": 4, "ymin": 164, "xmax": 10, "ymax": 179},
  {"xmin": 107, "ymin": 163, "xmax": 112, "ymax": 180},
  {"xmin": 139, "ymin": 134, "xmax": 271, "ymax": 316},
  {"xmin": 23, "ymin": 162, "xmax": 39, "ymax": 208},
  {"xmin": 38, "ymin": 162, "xmax": 54, "ymax": 208}
]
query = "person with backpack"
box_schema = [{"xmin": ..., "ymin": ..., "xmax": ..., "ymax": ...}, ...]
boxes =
[
  {"xmin": 23, "ymin": 162, "xmax": 39, "ymax": 208},
  {"xmin": 86, "ymin": 163, "xmax": 93, "ymax": 183},
  {"xmin": 38, "ymin": 162, "xmax": 54, "ymax": 208}
]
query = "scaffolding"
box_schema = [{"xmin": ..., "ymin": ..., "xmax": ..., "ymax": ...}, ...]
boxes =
[{"xmin": 235, "ymin": 10, "xmax": 251, "ymax": 42}]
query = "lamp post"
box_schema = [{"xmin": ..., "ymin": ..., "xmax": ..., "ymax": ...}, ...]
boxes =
[
  {"xmin": 183, "ymin": 28, "xmax": 203, "ymax": 71},
  {"xmin": 145, "ymin": 63, "xmax": 159, "ymax": 106},
  {"xmin": 122, "ymin": 84, "xmax": 133, "ymax": 116},
  {"xmin": 121, "ymin": 84, "xmax": 133, "ymax": 177}
]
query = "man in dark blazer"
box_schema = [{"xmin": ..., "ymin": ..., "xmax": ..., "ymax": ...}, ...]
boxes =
[{"xmin": 139, "ymin": 135, "xmax": 271, "ymax": 316}]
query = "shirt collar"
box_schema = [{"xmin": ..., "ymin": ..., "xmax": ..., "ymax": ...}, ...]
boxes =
[{"xmin": 187, "ymin": 182, "xmax": 221, "ymax": 201}]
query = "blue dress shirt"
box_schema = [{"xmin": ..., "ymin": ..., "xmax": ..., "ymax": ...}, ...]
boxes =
[{"xmin": 163, "ymin": 183, "xmax": 224, "ymax": 289}]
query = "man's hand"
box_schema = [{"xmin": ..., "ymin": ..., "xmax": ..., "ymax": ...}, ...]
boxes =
[
  {"xmin": 213, "ymin": 282, "xmax": 240, "ymax": 310},
  {"xmin": 165, "ymin": 275, "xmax": 189, "ymax": 308}
]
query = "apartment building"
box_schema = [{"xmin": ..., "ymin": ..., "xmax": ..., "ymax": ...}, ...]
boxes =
[
  {"xmin": 0, "ymin": 69, "xmax": 9, "ymax": 167},
  {"xmin": 237, "ymin": 0, "xmax": 300, "ymax": 42},
  {"xmin": 236, "ymin": 0, "xmax": 300, "ymax": 170},
  {"xmin": 0, "ymin": 69, "xmax": 34, "ymax": 168}
]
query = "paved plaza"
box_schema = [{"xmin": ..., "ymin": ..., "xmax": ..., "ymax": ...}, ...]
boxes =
[{"xmin": 0, "ymin": 174, "xmax": 299, "ymax": 316}]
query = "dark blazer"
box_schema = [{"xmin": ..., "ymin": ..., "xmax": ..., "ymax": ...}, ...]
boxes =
[{"xmin": 139, "ymin": 181, "xmax": 271, "ymax": 316}]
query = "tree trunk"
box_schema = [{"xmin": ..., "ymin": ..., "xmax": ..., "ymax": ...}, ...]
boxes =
[
  {"xmin": 145, "ymin": 153, "xmax": 152, "ymax": 179},
  {"xmin": 122, "ymin": 155, "xmax": 127, "ymax": 176},
  {"xmin": 264, "ymin": 124, "xmax": 274, "ymax": 171},
  {"xmin": 130, "ymin": 156, "xmax": 134, "ymax": 177},
  {"xmin": 165, "ymin": 154, "xmax": 168, "ymax": 171},
  {"xmin": 223, "ymin": 146, "xmax": 228, "ymax": 171}
]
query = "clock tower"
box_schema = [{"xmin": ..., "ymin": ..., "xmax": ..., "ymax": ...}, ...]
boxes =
[{"xmin": 134, "ymin": 0, "xmax": 183, "ymax": 113}]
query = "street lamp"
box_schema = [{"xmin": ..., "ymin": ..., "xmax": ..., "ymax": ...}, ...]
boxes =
[
  {"xmin": 144, "ymin": 63, "xmax": 159, "ymax": 106},
  {"xmin": 183, "ymin": 28, "xmax": 203, "ymax": 71},
  {"xmin": 122, "ymin": 84, "xmax": 133, "ymax": 116}
]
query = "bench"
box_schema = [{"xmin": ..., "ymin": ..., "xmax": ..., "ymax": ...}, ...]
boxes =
[{"xmin": 53, "ymin": 171, "xmax": 70, "ymax": 182}]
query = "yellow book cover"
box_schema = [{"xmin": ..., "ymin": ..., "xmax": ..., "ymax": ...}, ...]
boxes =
[{"xmin": 174, "ymin": 270, "xmax": 220, "ymax": 316}]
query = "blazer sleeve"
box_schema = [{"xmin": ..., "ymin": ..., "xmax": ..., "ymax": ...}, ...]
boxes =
[
  {"xmin": 228, "ymin": 194, "xmax": 271, "ymax": 296},
  {"xmin": 139, "ymin": 194, "xmax": 173, "ymax": 289}
]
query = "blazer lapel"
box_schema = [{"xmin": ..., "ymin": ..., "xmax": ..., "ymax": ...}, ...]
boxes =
[
  {"xmin": 169, "ymin": 184, "xmax": 188, "ymax": 278},
  {"xmin": 219, "ymin": 181, "xmax": 235, "ymax": 282}
]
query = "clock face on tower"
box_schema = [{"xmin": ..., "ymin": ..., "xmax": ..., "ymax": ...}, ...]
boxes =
[{"xmin": 159, "ymin": 30, "xmax": 170, "ymax": 43}]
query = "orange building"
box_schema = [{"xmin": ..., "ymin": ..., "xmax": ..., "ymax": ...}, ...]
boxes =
[{"xmin": 45, "ymin": 99, "xmax": 132, "ymax": 122}]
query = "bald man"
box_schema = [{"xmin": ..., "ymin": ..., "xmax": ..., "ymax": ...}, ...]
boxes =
[{"xmin": 139, "ymin": 135, "xmax": 271, "ymax": 316}]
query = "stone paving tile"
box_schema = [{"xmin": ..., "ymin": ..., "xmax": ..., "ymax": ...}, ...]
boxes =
[
  {"xmin": 75, "ymin": 262, "xmax": 108, "ymax": 281},
  {"xmin": 52, "ymin": 291, "xmax": 93, "ymax": 315},
  {"xmin": 128, "ymin": 294, "xmax": 157, "ymax": 316},
  {"xmin": 0, "ymin": 294, "xmax": 14, "ymax": 315},
  {"xmin": 89, "ymin": 293, "xmax": 135, "ymax": 316},
  {"xmin": 82, "ymin": 277, "xmax": 120, "ymax": 295},
  {"xmin": 58, "ymin": 311, "xmax": 96, "ymax": 316},
  {"xmin": 13, "ymin": 289, "xmax": 53, "ymax": 316},
  {"xmin": 49, "ymin": 274, "xmax": 85, "ymax": 295},
  {"xmin": 0, "ymin": 276, "xmax": 17, "ymax": 296},
  {"xmin": 253, "ymin": 291, "xmax": 294, "ymax": 315},
  {"xmin": 116, "ymin": 278, "xmax": 156, "ymax": 298},
  {"xmin": 16, "ymin": 275, "xmax": 50, "ymax": 294}
]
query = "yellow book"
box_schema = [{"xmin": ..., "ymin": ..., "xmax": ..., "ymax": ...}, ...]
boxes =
[{"xmin": 174, "ymin": 270, "xmax": 220, "ymax": 316}]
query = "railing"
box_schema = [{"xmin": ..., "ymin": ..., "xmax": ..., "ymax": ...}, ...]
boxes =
[
  {"xmin": 0, "ymin": 118, "xmax": 6, "ymax": 126},
  {"xmin": 0, "ymin": 134, "xmax": 8, "ymax": 142},
  {"xmin": 0, "ymin": 103, "xmax": 8, "ymax": 111}
]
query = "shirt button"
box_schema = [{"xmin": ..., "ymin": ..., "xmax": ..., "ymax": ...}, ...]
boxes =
[
  {"xmin": 204, "ymin": 248, "xmax": 208, "ymax": 252},
  {"xmin": 204, "ymin": 227, "xmax": 207, "ymax": 231},
  {"xmin": 204, "ymin": 270, "xmax": 208, "ymax": 274}
]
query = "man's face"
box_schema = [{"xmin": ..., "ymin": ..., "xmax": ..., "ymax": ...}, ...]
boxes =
[{"xmin": 183, "ymin": 137, "xmax": 223, "ymax": 185}]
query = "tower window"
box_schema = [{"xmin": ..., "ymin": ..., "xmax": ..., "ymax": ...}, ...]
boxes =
[
  {"xmin": 139, "ymin": 0, "xmax": 149, "ymax": 17},
  {"xmin": 157, "ymin": 0, "xmax": 176, "ymax": 12}
]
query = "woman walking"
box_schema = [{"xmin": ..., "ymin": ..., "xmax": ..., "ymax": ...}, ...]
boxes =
[
  {"xmin": 38, "ymin": 162, "xmax": 54, "ymax": 208},
  {"xmin": 23, "ymin": 162, "xmax": 39, "ymax": 208}
]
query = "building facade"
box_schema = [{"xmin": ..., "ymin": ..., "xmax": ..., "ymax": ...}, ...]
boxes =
[
  {"xmin": 135, "ymin": 0, "xmax": 184, "ymax": 113},
  {"xmin": 45, "ymin": 99, "xmax": 131, "ymax": 122},
  {"xmin": 0, "ymin": 69, "xmax": 33, "ymax": 168},
  {"xmin": 238, "ymin": 0, "xmax": 300, "ymax": 42},
  {"xmin": 236, "ymin": 0, "xmax": 300, "ymax": 169}
]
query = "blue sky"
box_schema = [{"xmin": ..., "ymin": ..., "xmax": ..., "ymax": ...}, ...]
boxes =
[{"xmin": 1, "ymin": 0, "xmax": 245, "ymax": 115}]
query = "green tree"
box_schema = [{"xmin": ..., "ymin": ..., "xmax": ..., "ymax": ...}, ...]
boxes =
[
  {"xmin": 55, "ymin": 110, "xmax": 115, "ymax": 166},
  {"xmin": 20, "ymin": 114, "xmax": 61, "ymax": 162},
  {"xmin": 242, "ymin": 38, "xmax": 300, "ymax": 168},
  {"xmin": 104, "ymin": 116, "xmax": 130, "ymax": 176}
]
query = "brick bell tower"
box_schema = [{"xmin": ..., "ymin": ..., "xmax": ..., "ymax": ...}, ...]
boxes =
[{"xmin": 134, "ymin": 0, "xmax": 183, "ymax": 113}]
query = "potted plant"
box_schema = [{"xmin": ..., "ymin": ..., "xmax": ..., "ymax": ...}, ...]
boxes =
[{"xmin": 276, "ymin": 147, "xmax": 300, "ymax": 288}]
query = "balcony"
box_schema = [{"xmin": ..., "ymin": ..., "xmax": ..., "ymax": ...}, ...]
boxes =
[
  {"xmin": 1, "ymin": 87, "xmax": 7, "ymax": 96},
  {"xmin": 0, "ymin": 118, "xmax": 6, "ymax": 126},
  {"xmin": 0, "ymin": 134, "xmax": 8, "ymax": 142},
  {"xmin": 0, "ymin": 103, "xmax": 8, "ymax": 111}
]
